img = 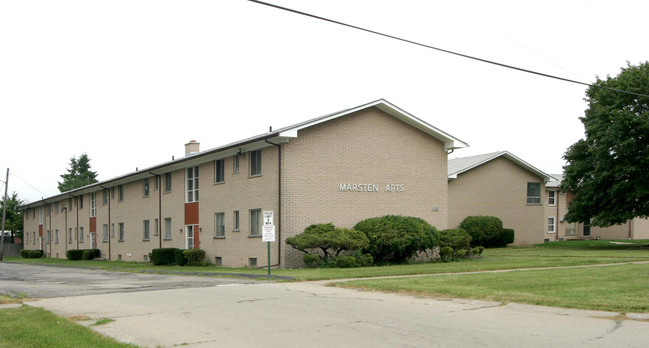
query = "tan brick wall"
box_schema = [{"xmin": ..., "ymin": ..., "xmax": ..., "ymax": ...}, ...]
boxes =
[
  {"xmin": 448, "ymin": 157, "xmax": 545, "ymax": 246},
  {"xmin": 280, "ymin": 107, "xmax": 448, "ymax": 267}
]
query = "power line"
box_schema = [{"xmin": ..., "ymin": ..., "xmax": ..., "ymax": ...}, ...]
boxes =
[
  {"xmin": 249, "ymin": 0, "xmax": 649, "ymax": 99},
  {"xmin": 10, "ymin": 171, "xmax": 50, "ymax": 198}
]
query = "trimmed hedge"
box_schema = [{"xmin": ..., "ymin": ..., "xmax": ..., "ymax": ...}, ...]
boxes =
[
  {"xmin": 66, "ymin": 249, "xmax": 84, "ymax": 260},
  {"xmin": 354, "ymin": 215, "xmax": 438, "ymax": 264},
  {"xmin": 183, "ymin": 249, "xmax": 206, "ymax": 266},
  {"xmin": 150, "ymin": 248, "xmax": 180, "ymax": 265},
  {"xmin": 500, "ymin": 228, "xmax": 515, "ymax": 246},
  {"xmin": 20, "ymin": 249, "xmax": 44, "ymax": 258},
  {"xmin": 438, "ymin": 229, "xmax": 472, "ymax": 262},
  {"xmin": 460, "ymin": 216, "xmax": 504, "ymax": 248}
]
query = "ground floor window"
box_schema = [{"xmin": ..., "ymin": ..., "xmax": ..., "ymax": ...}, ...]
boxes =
[
  {"xmin": 250, "ymin": 209, "xmax": 261, "ymax": 236},
  {"xmin": 565, "ymin": 223, "xmax": 577, "ymax": 236},
  {"xmin": 186, "ymin": 225, "xmax": 194, "ymax": 249},
  {"xmin": 547, "ymin": 217, "xmax": 556, "ymax": 233},
  {"xmin": 118, "ymin": 223, "xmax": 125, "ymax": 241},
  {"xmin": 215, "ymin": 213, "xmax": 225, "ymax": 238},
  {"xmin": 103, "ymin": 224, "xmax": 109, "ymax": 242},
  {"xmin": 164, "ymin": 218, "xmax": 172, "ymax": 240}
]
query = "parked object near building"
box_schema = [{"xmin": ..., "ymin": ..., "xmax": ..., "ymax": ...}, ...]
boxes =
[{"xmin": 21, "ymin": 99, "xmax": 467, "ymax": 267}]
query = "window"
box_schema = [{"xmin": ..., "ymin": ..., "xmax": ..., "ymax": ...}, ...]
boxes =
[
  {"xmin": 90, "ymin": 192, "xmax": 96, "ymax": 217},
  {"xmin": 154, "ymin": 176, "xmax": 160, "ymax": 191},
  {"xmin": 55, "ymin": 229, "xmax": 59, "ymax": 244},
  {"xmin": 154, "ymin": 218, "xmax": 159, "ymax": 236},
  {"xmin": 143, "ymin": 178, "xmax": 150, "ymax": 197},
  {"xmin": 548, "ymin": 190, "xmax": 556, "ymax": 206},
  {"xmin": 583, "ymin": 219, "xmax": 591, "ymax": 237},
  {"xmin": 46, "ymin": 231, "xmax": 51, "ymax": 244},
  {"xmin": 250, "ymin": 209, "xmax": 261, "ymax": 236},
  {"xmin": 215, "ymin": 213, "xmax": 225, "ymax": 238},
  {"xmin": 55, "ymin": 202, "xmax": 59, "ymax": 214},
  {"xmin": 215, "ymin": 257, "xmax": 223, "ymax": 266},
  {"xmin": 565, "ymin": 222, "xmax": 577, "ymax": 236},
  {"xmin": 186, "ymin": 167, "xmax": 199, "ymax": 202},
  {"xmin": 164, "ymin": 172, "xmax": 172, "ymax": 193},
  {"xmin": 118, "ymin": 185, "xmax": 124, "ymax": 202},
  {"xmin": 79, "ymin": 195, "xmax": 84, "ymax": 209},
  {"xmin": 526, "ymin": 182, "xmax": 541, "ymax": 204},
  {"xmin": 233, "ymin": 155, "xmax": 240, "ymax": 174},
  {"xmin": 215, "ymin": 159, "xmax": 225, "ymax": 183},
  {"xmin": 103, "ymin": 189, "xmax": 109, "ymax": 205},
  {"xmin": 103, "ymin": 224, "xmax": 109, "ymax": 242},
  {"xmin": 249, "ymin": 258, "xmax": 257, "ymax": 267},
  {"xmin": 250, "ymin": 150, "xmax": 262, "ymax": 176},
  {"xmin": 164, "ymin": 218, "xmax": 172, "ymax": 240},
  {"xmin": 548, "ymin": 217, "xmax": 556, "ymax": 233},
  {"xmin": 111, "ymin": 223, "xmax": 115, "ymax": 238},
  {"xmin": 118, "ymin": 223, "xmax": 125, "ymax": 241},
  {"xmin": 79, "ymin": 227, "xmax": 84, "ymax": 243},
  {"xmin": 143, "ymin": 220, "xmax": 150, "ymax": 240},
  {"xmin": 38, "ymin": 207, "xmax": 43, "ymax": 224},
  {"xmin": 69, "ymin": 228, "xmax": 73, "ymax": 243},
  {"xmin": 233, "ymin": 210, "xmax": 240, "ymax": 231}
]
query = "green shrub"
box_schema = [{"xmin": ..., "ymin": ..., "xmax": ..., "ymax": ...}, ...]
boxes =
[
  {"xmin": 439, "ymin": 246, "xmax": 454, "ymax": 262},
  {"xmin": 183, "ymin": 249, "xmax": 206, "ymax": 266},
  {"xmin": 334, "ymin": 256, "xmax": 358, "ymax": 268},
  {"xmin": 471, "ymin": 246, "xmax": 485, "ymax": 256},
  {"xmin": 150, "ymin": 248, "xmax": 181, "ymax": 265},
  {"xmin": 303, "ymin": 254, "xmax": 321, "ymax": 268},
  {"xmin": 354, "ymin": 215, "xmax": 439, "ymax": 264},
  {"xmin": 500, "ymin": 228, "xmax": 515, "ymax": 246},
  {"xmin": 82, "ymin": 250, "xmax": 94, "ymax": 260},
  {"xmin": 460, "ymin": 216, "xmax": 504, "ymax": 248},
  {"xmin": 66, "ymin": 249, "xmax": 84, "ymax": 261},
  {"xmin": 286, "ymin": 223, "xmax": 369, "ymax": 263},
  {"xmin": 438, "ymin": 229, "xmax": 472, "ymax": 262},
  {"xmin": 354, "ymin": 252, "xmax": 374, "ymax": 267},
  {"xmin": 174, "ymin": 249, "xmax": 187, "ymax": 266},
  {"xmin": 20, "ymin": 249, "xmax": 44, "ymax": 258}
]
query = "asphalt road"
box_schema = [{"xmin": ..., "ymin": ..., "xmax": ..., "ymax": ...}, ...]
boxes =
[
  {"xmin": 0, "ymin": 262, "xmax": 258, "ymax": 298},
  {"xmin": 3, "ymin": 262, "xmax": 648, "ymax": 347}
]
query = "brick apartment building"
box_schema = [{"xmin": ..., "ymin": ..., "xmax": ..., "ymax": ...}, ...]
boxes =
[{"xmin": 21, "ymin": 99, "xmax": 468, "ymax": 267}]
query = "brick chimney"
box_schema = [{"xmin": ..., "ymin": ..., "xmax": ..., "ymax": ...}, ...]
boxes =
[{"xmin": 185, "ymin": 140, "xmax": 200, "ymax": 156}]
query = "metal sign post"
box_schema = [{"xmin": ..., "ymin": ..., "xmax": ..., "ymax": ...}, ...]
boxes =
[{"xmin": 262, "ymin": 211, "xmax": 275, "ymax": 276}]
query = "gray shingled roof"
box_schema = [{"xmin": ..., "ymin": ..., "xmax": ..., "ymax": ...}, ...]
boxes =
[{"xmin": 448, "ymin": 151, "xmax": 553, "ymax": 182}]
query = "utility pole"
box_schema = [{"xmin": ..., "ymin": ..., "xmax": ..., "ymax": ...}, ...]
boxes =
[{"xmin": 0, "ymin": 168, "xmax": 9, "ymax": 261}]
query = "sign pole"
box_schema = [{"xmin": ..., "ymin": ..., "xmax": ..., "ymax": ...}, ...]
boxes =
[{"xmin": 267, "ymin": 241, "xmax": 271, "ymax": 276}]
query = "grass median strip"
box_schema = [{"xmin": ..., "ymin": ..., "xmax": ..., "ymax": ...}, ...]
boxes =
[
  {"xmin": 337, "ymin": 262, "xmax": 649, "ymax": 313},
  {"xmin": 0, "ymin": 305, "xmax": 137, "ymax": 348}
]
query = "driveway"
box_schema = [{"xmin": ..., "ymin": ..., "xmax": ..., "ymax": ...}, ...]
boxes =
[
  {"xmin": 0, "ymin": 262, "xmax": 258, "ymax": 298},
  {"xmin": 12, "ymin": 263, "xmax": 647, "ymax": 348}
]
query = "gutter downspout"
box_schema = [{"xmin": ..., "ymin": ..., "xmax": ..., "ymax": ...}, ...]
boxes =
[
  {"xmin": 556, "ymin": 191, "xmax": 560, "ymax": 241},
  {"xmin": 76, "ymin": 196, "xmax": 80, "ymax": 250},
  {"xmin": 265, "ymin": 139, "xmax": 282, "ymax": 267},
  {"xmin": 48, "ymin": 204, "xmax": 52, "ymax": 257}
]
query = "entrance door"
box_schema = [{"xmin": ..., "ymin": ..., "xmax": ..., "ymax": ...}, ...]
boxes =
[
  {"xmin": 90, "ymin": 232, "xmax": 96, "ymax": 249},
  {"xmin": 186, "ymin": 225, "xmax": 194, "ymax": 249}
]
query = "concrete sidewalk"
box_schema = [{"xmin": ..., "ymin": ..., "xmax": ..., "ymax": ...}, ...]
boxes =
[{"xmin": 29, "ymin": 280, "xmax": 649, "ymax": 348}]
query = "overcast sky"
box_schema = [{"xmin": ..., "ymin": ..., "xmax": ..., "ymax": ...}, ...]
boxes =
[{"xmin": 1, "ymin": 0, "xmax": 648, "ymax": 204}]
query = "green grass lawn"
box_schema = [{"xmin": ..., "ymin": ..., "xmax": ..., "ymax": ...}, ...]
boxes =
[
  {"xmin": 0, "ymin": 303, "xmax": 137, "ymax": 348},
  {"xmin": 338, "ymin": 262, "xmax": 649, "ymax": 313},
  {"xmin": 8, "ymin": 239, "xmax": 649, "ymax": 281}
]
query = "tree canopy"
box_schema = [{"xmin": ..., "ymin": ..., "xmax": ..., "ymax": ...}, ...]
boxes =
[
  {"xmin": 562, "ymin": 61, "xmax": 649, "ymax": 226},
  {"xmin": 58, "ymin": 153, "xmax": 98, "ymax": 192},
  {"xmin": 1, "ymin": 192, "xmax": 24, "ymax": 240}
]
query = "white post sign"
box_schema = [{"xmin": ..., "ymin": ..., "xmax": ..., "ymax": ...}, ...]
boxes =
[{"xmin": 262, "ymin": 211, "xmax": 275, "ymax": 242}]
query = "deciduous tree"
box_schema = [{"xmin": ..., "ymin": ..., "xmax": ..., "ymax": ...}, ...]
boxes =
[{"xmin": 562, "ymin": 62, "xmax": 649, "ymax": 226}]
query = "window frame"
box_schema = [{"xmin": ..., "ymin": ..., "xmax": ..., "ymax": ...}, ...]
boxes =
[
  {"xmin": 526, "ymin": 182, "xmax": 541, "ymax": 205},
  {"xmin": 143, "ymin": 220, "xmax": 150, "ymax": 241},
  {"xmin": 186, "ymin": 167, "xmax": 199, "ymax": 203},
  {"xmin": 143, "ymin": 178, "xmax": 150, "ymax": 197},
  {"xmin": 250, "ymin": 150, "xmax": 262, "ymax": 177},
  {"xmin": 164, "ymin": 172, "xmax": 172, "ymax": 193},
  {"xmin": 215, "ymin": 213, "xmax": 225, "ymax": 238},
  {"xmin": 249, "ymin": 209, "xmax": 261, "ymax": 237},
  {"xmin": 547, "ymin": 216, "xmax": 556, "ymax": 233},
  {"xmin": 118, "ymin": 222, "xmax": 125, "ymax": 242},
  {"xmin": 215, "ymin": 159, "xmax": 225, "ymax": 184},
  {"xmin": 548, "ymin": 190, "xmax": 556, "ymax": 206},
  {"xmin": 233, "ymin": 210, "xmax": 240, "ymax": 231},
  {"xmin": 233, "ymin": 155, "xmax": 240, "ymax": 174},
  {"xmin": 164, "ymin": 218, "xmax": 172, "ymax": 240},
  {"xmin": 90, "ymin": 192, "xmax": 97, "ymax": 217}
]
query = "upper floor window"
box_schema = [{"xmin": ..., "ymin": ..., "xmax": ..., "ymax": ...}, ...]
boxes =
[
  {"xmin": 103, "ymin": 189, "xmax": 109, "ymax": 205},
  {"xmin": 79, "ymin": 195, "xmax": 84, "ymax": 209},
  {"xmin": 548, "ymin": 190, "xmax": 556, "ymax": 206},
  {"xmin": 526, "ymin": 182, "xmax": 541, "ymax": 204},
  {"xmin": 186, "ymin": 167, "xmax": 199, "ymax": 202},
  {"xmin": 250, "ymin": 150, "xmax": 262, "ymax": 176},
  {"xmin": 233, "ymin": 155, "xmax": 240, "ymax": 174},
  {"xmin": 215, "ymin": 159, "xmax": 225, "ymax": 183},
  {"xmin": 164, "ymin": 172, "xmax": 172, "ymax": 193},
  {"xmin": 90, "ymin": 192, "xmax": 97, "ymax": 217},
  {"xmin": 143, "ymin": 178, "xmax": 150, "ymax": 197},
  {"xmin": 118, "ymin": 185, "xmax": 124, "ymax": 202}
]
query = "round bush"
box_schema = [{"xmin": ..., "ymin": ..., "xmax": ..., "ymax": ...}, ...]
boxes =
[
  {"xmin": 354, "ymin": 215, "xmax": 438, "ymax": 264},
  {"xmin": 334, "ymin": 256, "xmax": 358, "ymax": 268},
  {"xmin": 303, "ymin": 254, "xmax": 321, "ymax": 268},
  {"xmin": 460, "ymin": 216, "xmax": 503, "ymax": 248}
]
